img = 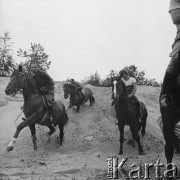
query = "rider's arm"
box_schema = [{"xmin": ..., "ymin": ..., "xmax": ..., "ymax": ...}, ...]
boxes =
[
  {"xmin": 129, "ymin": 78, "xmax": 137, "ymax": 97},
  {"xmin": 131, "ymin": 82, "xmax": 137, "ymax": 96},
  {"xmin": 39, "ymin": 71, "xmax": 54, "ymax": 93}
]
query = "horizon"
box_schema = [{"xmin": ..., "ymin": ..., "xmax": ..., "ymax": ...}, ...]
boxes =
[{"xmin": 0, "ymin": 0, "xmax": 175, "ymax": 82}]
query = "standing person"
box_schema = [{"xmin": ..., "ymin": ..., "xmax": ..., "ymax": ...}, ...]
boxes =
[
  {"xmin": 160, "ymin": 0, "xmax": 180, "ymax": 108},
  {"xmin": 30, "ymin": 62, "xmax": 55, "ymax": 122}
]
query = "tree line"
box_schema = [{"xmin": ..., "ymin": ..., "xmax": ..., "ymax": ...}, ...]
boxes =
[
  {"xmin": 0, "ymin": 32, "xmax": 50, "ymax": 76},
  {"xmin": 0, "ymin": 32, "xmax": 161, "ymax": 87}
]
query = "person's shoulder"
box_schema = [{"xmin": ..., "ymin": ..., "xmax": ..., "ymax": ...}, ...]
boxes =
[{"xmin": 130, "ymin": 77, "xmax": 137, "ymax": 83}]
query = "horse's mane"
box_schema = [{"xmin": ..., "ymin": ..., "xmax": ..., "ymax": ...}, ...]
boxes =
[
  {"xmin": 21, "ymin": 72, "xmax": 37, "ymax": 89},
  {"xmin": 118, "ymin": 79, "xmax": 128, "ymax": 97}
]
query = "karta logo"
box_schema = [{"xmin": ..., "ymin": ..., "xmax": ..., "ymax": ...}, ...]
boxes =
[{"xmin": 107, "ymin": 157, "xmax": 179, "ymax": 179}]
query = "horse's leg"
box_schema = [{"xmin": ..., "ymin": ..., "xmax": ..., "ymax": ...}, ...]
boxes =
[
  {"xmin": 29, "ymin": 124, "xmax": 37, "ymax": 150},
  {"xmin": 118, "ymin": 125, "xmax": 124, "ymax": 155},
  {"xmin": 7, "ymin": 113, "xmax": 36, "ymax": 151},
  {"xmin": 141, "ymin": 107, "xmax": 147, "ymax": 137},
  {"xmin": 77, "ymin": 105, "xmax": 80, "ymax": 113},
  {"xmin": 89, "ymin": 96, "xmax": 92, "ymax": 106},
  {"xmin": 161, "ymin": 109, "xmax": 175, "ymax": 164},
  {"xmin": 58, "ymin": 124, "xmax": 64, "ymax": 146},
  {"xmin": 45, "ymin": 121, "xmax": 56, "ymax": 143},
  {"xmin": 130, "ymin": 124, "xmax": 144, "ymax": 155}
]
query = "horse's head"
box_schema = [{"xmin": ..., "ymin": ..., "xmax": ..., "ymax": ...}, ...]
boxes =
[
  {"xmin": 5, "ymin": 65, "xmax": 36, "ymax": 96},
  {"xmin": 63, "ymin": 82, "xmax": 78, "ymax": 99},
  {"xmin": 5, "ymin": 65, "xmax": 25, "ymax": 96},
  {"xmin": 112, "ymin": 79, "xmax": 127, "ymax": 100},
  {"xmin": 63, "ymin": 82, "xmax": 71, "ymax": 99}
]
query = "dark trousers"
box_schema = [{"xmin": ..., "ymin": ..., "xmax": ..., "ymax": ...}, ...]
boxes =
[{"xmin": 160, "ymin": 31, "xmax": 180, "ymax": 103}]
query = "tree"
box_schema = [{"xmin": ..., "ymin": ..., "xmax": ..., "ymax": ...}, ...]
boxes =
[
  {"xmin": 17, "ymin": 43, "xmax": 51, "ymax": 72},
  {"xmin": 103, "ymin": 70, "xmax": 118, "ymax": 87},
  {"xmin": 83, "ymin": 71, "xmax": 101, "ymax": 86},
  {"xmin": 0, "ymin": 32, "xmax": 15, "ymax": 76}
]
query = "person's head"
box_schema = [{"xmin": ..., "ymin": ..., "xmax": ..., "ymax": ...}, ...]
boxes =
[
  {"xmin": 71, "ymin": 78, "xmax": 74, "ymax": 82},
  {"xmin": 31, "ymin": 62, "xmax": 40, "ymax": 75},
  {"xmin": 119, "ymin": 69, "xmax": 130, "ymax": 79}
]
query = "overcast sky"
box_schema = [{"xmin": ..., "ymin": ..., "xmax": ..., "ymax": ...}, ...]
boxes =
[{"xmin": 0, "ymin": 0, "xmax": 176, "ymax": 82}]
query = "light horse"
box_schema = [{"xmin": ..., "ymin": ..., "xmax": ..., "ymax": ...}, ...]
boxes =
[
  {"xmin": 112, "ymin": 79, "xmax": 148, "ymax": 155},
  {"xmin": 5, "ymin": 65, "xmax": 69, "ymax": 151},
  {"xmin": 63, "ymin": 82, "xmax": 95, "ymax": 113}
]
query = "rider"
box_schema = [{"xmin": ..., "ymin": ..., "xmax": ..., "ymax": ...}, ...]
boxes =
[
  {"xmin": 69, "ymin": 78, "xmax": 85, "ymax": 100},
  {"xmin": 30, "ymin": 61, "xmax": 55, "ymax": 122},
  {"xmin": 160, "ymin": 0, "xmax": 180, "ymax": 108},
  {"xmin": 113, "ymin": 69, "xmax": 141, "ymax": 125}
]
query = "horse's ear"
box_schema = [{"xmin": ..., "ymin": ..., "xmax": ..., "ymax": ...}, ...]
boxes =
[{"xmin": 19, "ymin": 65, "xmax": 23, "ymax": 72}]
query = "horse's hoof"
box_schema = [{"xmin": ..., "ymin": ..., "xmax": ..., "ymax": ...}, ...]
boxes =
[
  {"xmin": 139, "ymin": 151, "xmax": 145, "ymax": 155},
  {"xmin": 119, "ymin": 152, "xmax": 123, "ymax": 155},
  {"xmin": 7, "ymin": 146, "xmax": 14, "ymax": 152}
]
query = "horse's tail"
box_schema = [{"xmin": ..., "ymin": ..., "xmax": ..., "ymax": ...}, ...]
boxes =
[
  {"xmin": 56, "ymin": 100, "xmax": 69, "ymax": 126},
  {"xmin": 141, "ymin": 102, "xmax": 148, "ymax": 137},
  {"xmin": 62, "ymin": 104, "xmax": 69, "ymax": 126},
  {"xmin": 91, "ymin": 95, "xmax": 95, "ymax": 102}
]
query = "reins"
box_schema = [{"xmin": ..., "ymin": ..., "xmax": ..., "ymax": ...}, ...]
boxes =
[{"xmin": 14, "ymin": 92, "xmax": 40, "ymax": 124}]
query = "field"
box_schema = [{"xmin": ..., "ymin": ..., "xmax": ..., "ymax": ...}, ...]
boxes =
[{"xmin": 0, "ymin": 77, "xmax": 180, "ymax": 180}]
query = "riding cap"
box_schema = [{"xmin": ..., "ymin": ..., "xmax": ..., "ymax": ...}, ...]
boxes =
[{"xmin": 169, "ymin": 0, "xmax": 180, "ymax": 12}]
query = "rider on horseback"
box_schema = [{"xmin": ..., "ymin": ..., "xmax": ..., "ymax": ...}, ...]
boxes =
[
  {"xmin": 160, "ymin": 0, "xmax": 180, "ymax": 109},
  {"xmin": 30, "ymin": 61, "xmax": 55, "ymax": 123},
  {"xmin": 113, "ymin": 69, "xmax": 141, "ymax": 125},
  {"xmin": 69, "ymin": 78, "xmax": 85, "ymax": 100}
]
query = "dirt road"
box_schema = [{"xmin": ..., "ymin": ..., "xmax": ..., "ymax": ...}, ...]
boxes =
[{"xmin": 0, "ymin": 83, "xmax": 180, "ymax": 180}]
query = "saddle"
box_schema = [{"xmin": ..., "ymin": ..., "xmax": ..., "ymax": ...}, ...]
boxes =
[
  {"xmin": 129, "ymin": 98, "xmax": 143, "ymax": 122},
  {"xmin": 39, "ymin": 95, "xmax": 55, "ymax": 125}
]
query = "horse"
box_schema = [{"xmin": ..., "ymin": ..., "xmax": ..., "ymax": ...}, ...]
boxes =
[
  {"xmin": 5, "ymin": 65, "xmax": 69, "ymax": 151},
  {"xmin": 63, "ymin": 82, "xmax": 95, "ymax": 113},
  {"xmin": 112, "ymin": 79, "xmax": 148, "ymax": 155}
]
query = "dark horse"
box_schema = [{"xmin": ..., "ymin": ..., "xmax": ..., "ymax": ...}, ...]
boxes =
[
  {"xmin": 63, "ymin": 82, "xmax": 95, "ymax": 113},
  {"xmin": 112, "ymin": 79, "xmax": 148, "ymax": 155},
  {"xmin": 5, "ymin": 65, "xmax": 69, "ymax": 151},
  {"xmin": 159, "ymin": 75, "xmax": 180, "ymax": 165}
]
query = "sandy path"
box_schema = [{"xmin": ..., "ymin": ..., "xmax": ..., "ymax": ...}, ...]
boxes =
[{"xmin": 0, "ymin": 84, "xmax": 180, "ymax": 180}]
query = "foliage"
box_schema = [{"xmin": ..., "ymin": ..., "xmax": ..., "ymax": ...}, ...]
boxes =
[
  {"xmin": 17, "ymin": 43, "xmax": 51, "ymax": 72},
  {"xmin": 102, "ymin": 70, "xmax": 118, "ymax": 87},
  {"xmin": 0, "ymin": 32, "xmax": 15, "ymax": 76},
  {"xmin": 82, "ymin": 71, "xmax": 101, "ymax": 86},
  {"xmin": 83, "ymin": 65, "xmax": 161, "ymax": 87}
]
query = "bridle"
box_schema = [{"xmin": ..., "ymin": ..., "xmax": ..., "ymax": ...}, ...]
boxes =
[
  {"xmin": 112, "ymin": 80, "xmax": 128, "ymax": 104},
  {"xmin": 10, "ymin": 72, "xmax": 40, "ymax": 104}
]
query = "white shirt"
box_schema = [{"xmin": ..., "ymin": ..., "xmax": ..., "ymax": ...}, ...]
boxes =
[
  {"xmin": 121, "ymin": 77, "xmax": 137, "ymax": 94},
  {"xmin": 121, "ymin": 77, "xmax": 136, "ymax": 86}
]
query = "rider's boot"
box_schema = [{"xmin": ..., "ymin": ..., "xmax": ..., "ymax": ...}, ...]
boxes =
[
  {"xmin": 80, "ymin": 91, "xmax": 85, "ymax": 101},
  {"xmin": 47, "ymin": 106, "xmax": 54, "ymax": 122}
]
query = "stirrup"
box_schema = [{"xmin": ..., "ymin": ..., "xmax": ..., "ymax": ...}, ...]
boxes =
[{"xmin": 160, "ymin": 94, "xmax": 173, "ymax": 109}]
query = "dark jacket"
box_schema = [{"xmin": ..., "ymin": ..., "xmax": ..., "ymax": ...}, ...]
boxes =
[{"xmin": 33, "ymin": 71, "xmax": 54, "ymax": 94}]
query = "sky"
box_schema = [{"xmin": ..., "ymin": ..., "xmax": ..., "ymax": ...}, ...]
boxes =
[{"xmin": 0, "ymin": 0, "xmax": 176, "ymax": 82}]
